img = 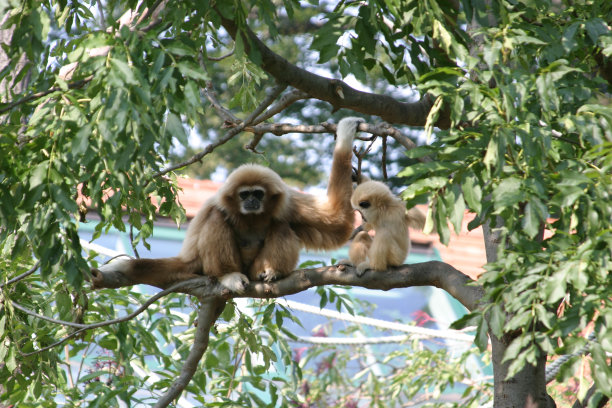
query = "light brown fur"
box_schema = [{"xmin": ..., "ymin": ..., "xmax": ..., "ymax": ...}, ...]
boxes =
[
  {"xmin": 96, "ymin": 117, "xmax": 363, "ymax": 291},
  {"xmin": 347, "ymin": 180, "xmax": 425, "ymax": 276}
]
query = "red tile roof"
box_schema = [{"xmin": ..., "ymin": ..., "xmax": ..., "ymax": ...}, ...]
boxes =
[
  {"xmin": 409, "ymin": 209, "xmax": 486, "ymax": 279},
  {"xmin": 175, "ymin": 178, "xmax": 487, "ymax": 279},
  {"xmin": 176, "ymin": 178, "xmax": 222, "ymax": 218}
]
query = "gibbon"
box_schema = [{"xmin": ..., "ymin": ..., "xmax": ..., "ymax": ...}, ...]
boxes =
[
  {"xmin": 345, "ymin": 180, "xmax": 425, "ymax": 276},
  {"xmin": 94, "ymin": 117, "xmax": 363, "ymax": 292}
]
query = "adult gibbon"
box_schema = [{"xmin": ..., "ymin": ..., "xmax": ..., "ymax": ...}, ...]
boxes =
[
  {"xmin": 94, "ymin": 117, "xmax": 363, "ymax": 292},
  {"xmin": 345, "ymin": 180, "xmax": 425, "ymax": 276}
]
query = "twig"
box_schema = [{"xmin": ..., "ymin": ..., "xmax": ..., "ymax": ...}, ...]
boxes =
[
  {"xmin": 129, "ymin": 224, "xmax": 141, "ymax": 259},
  {"xmin": 253, "ymin": 88, "xmax": 310, "ymax": 123},
  {"xmin": 137, "ymin": 0, "xmax": 167, "ymax": 25},
  {"xmin": 241, "ymin": 82, "xmax": 287, "ymax": 152},
  {"xmin": 382, "ymin": 135, "xmax": 388, "ymax": 180},
  {"xmin": 154, "ymin": 121, "xmax": 418, "ymax": 178},
  {"xmin": 0, "ymin": 76, "xmax": 93, "ymax": 115},
  {"xmin": 153, "ymin": 298, "xmax": 225, "ymax": 408},
  {"xmin": 243, "ymin": 82, "xmax": 287, "ymax": 126},
  {"xmin": 153, "ymin": 126, "xmax": 242, "ymax": 177},
  {"xmin": 64, "ymin": 344, "xmax": 75, "ymax": 387},
  {"xmin": 245, "ymin": 132, "xmax": 265, "ymax": 152},
  {"xmin": 156, "ymin": 83, "xmax": 286, "ymax": 177},
  {"xmin": 203, "ymin": 81, "xmax": 238, "ymax": 123},
  {"xmin": 207, "ymin": 48, "xmax": 235, "ymax": 61},
  {"xmin": 95, "ymin": 0, "xmax": 106, "ymax": 28},
  {"xmin": 1, "ymin": 261, "xmax": 39, "ymax": 288},
  {"xmin": 15, "ymin": 277, "xmax": 218, "ymax": 356}
]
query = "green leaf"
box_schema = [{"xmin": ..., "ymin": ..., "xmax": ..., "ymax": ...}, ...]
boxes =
[
  {"xmin": 318, "ymin": 43, "xmax": 340, "ymax": 64},
  {"xmin": 165, "ymin": 113, "xmax": 187, "ymax": 145},
  {"xmin": 29, "ymin": 162, "xmax": 48, "ymax": 189},
  {"xmin": 462, "ymin": 172, "xmax": 482, "ymax": 213},
  {"xmin": 445, "ymin": 184, "xmax": 465, "ymax": 234},
  {"xmin": 492, "ymin": 177, "xmax": 524, "ymax": 209},
  {"xmin": 165, "ymin": 42, "xmax": 193, "ymax": 57},
  {"xmin": 71, "ymin": 124, "xmax": 91, "ymax": 155},
  {"xmin": 401, "ymin": 176, "xmax": 448, "ymax": 200},
  {"xmin": 488, "ymin": 304, "xmax": 505, "ymax": 338},
  {"xmin": 177, "ymin": 61, "xmax": 208, "ymax": 81},
  {"xmin": 474, "ymin": 318, "xmax": 489, "ymax": 352},
  {"xmin": 543, "ymin": 275, "xmax": 568, "ymax": 303},
  {"xmin": 483, "ymin": 136, "xmax": 499, "ymax": 171},
  {"xmin": 110, "ymin": 58, "xmax": 137, "ymax": 85},
  {"xmin": 56, "ymin": 291, "xmax": 73, "ymax": 320},
  {"xmin": 433, "ymin": 20, "xmax": 453, "ymax": 55},
  {"xmin": 585, "ymin": 18, "xmax": 609, "ymax": 44},
  {"xmin": 434, "ymin": 196, "xmax": 450, "ymax": 245},
  {"xmin": 522, "ymin": 200, "xmax": 542, "ymax": 239}
]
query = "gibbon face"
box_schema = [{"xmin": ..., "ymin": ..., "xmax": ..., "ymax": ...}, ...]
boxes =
[
  {"xmin": 351, "ymin": 181, "xmax": 398, "ymax": 225},
  {"xmin": 219, "ymin": 164, "xmax": 289, "ymax": 219},
  {"xmin": 237, "ymin": 186, "xmax": 266, "ymax": 214}
]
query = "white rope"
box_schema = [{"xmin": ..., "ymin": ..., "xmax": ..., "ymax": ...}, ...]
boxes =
[
  {"xmin": 276, "ymin": 299, "xmax": 475, "ymax": 343},
  {"xmin": 290, "ymin": 334, "xmax": 411, "ymax": 345},
  {"xmin": 81, "ymin": 239, "xmax": 122, "ymax": 257}
]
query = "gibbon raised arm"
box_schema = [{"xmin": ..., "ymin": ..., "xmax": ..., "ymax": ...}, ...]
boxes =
[
  {"xmin": 92, "ymin": 117, "xmax": 363, "ymax": 292},
  {"xmin": 345, "ymin": 180, "xmax": 425, "ymax": 277}
]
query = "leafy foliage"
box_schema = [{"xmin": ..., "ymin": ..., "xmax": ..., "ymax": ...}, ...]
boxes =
[
  {"xmin": 1, "ymin": 0, "xmax": 611, "ymax": 406},
  {"xmin": 397, "ymin": 0, "xmax": 612, "ymax": 392}
]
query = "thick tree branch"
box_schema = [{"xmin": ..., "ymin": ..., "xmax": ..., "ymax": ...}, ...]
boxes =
[
  {"xmin": 217, "ymin": 12, "xmax": 451, "ymax": 129},
  {"xmin": 153, "ymin": 298, "xmax": 225, "ymax": 408},
  {"xmin": 92, "ymin": 261, "xmax": 483, "ymax": 313}
]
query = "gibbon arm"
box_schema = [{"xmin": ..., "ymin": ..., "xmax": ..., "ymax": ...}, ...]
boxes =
[
  {"xmin": 196, "ymin": 207, "xmax": 243, "ymax": 278},
  {"xmin": 290, "ymin": 117, "xmax": 360, "ymax": 250}
]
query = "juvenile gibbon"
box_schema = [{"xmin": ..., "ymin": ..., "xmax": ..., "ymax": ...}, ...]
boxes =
[
  {"xmin": 94, "ymin": 117, "xmax": 363, "ymax": 292},
  {"xmin": 345, "ymin": 180, "xmax": 426, "ymax": 276}
]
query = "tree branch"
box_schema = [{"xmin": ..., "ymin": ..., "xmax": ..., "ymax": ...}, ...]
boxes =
[
  {"xmin": 253, "ymin": 88, "xmax": 310, "ymax": 123},
  {"xmin": 0, "ymin": 261, "xmax": 39, "ymax": 288},
  {"xmin": 238, "ymin": 121, "xmax": 416, "ymax": 150},
  {"xmin": 19, "ymin": 277, "xmax": 221, "ymax": 356},
  {"xmin": 92, "ymin": 261, "xmax": 483, "ymax": 313},
  {"xmin": 88, "ymin": 262, "xmax": 481, "ymax": 408},
  {"xmin": 153, "ymin": 298, "xmax": 225, "ymax": 408},
  {"xmin": 243, "ymin": 81, "xmax": 287, "ymax": 126},
  {"xmin": 217, "ymin": 12, "xmax": 451, "ymax": 129},
  {"xmin": 0, "ymin": 76, "xmax": 93, "ymax": 115}
]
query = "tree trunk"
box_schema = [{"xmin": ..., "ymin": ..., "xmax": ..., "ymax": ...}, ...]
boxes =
[
  {"xmin": 491, "ymin": 334, "xmax": 555, "ymax": 408},
  {"xmin": 484, "ymin": 218, "xmax": 556, "ymax": 408}
]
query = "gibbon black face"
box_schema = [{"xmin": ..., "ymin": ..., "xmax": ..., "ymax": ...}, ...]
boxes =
[{"xmin": 238, "ymin": 186, "xmax": 266, "ymax": 214}]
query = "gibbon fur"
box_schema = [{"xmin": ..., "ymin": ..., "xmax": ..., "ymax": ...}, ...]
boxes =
[
  {"xmin": 348, "ymin": 180, "xmax": 425, "ymax": 276},
  {"xmin": 95, "ymin": 117, "xmax": 363, "ymax": 292}
]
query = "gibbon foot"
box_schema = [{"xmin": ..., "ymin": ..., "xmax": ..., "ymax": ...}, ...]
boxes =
[
  {"xmin": 219, "ymin": 272, "xmax": 249, "ymax": 293},
  {"xmin": 356, "ymin": 262, "xmax": 371, "ymax": 277},
  {"xmin": 257, "ymin": 268, "xmax": 280, "ymax": 283},
  {"xmin": 90, "ymin": 258, "xmax": 133, "ymax": 289}
]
